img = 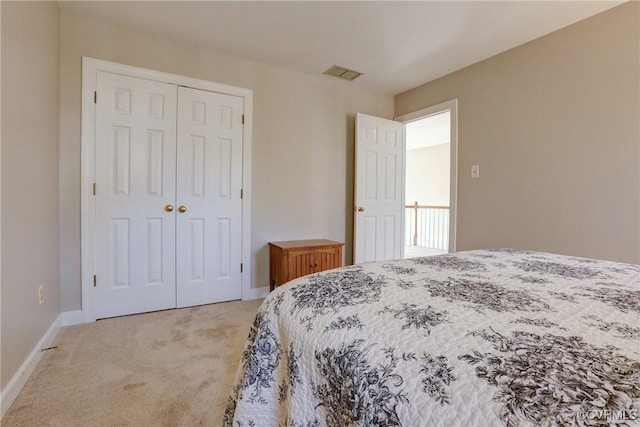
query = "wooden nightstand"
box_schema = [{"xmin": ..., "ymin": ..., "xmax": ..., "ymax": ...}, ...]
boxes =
[{"xmin": 269, "ymin": 239, "xmax": 344, "ymax": 291}]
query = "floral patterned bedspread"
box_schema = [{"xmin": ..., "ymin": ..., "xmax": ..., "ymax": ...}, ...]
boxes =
[{"xmin": 224, "ymin": 249, "xmax": 640, "ymax": 427}]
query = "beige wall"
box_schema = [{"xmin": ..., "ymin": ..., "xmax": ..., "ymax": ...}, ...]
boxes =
[
  {"xmin": 1, "ymin": 1, "xmax": 61, "ymax": 389},
  {"xmin": 395, "ymin": 2, "xmax": 640, "ymax": 264},
  {"xmin": 59, "ymin": 13, "xmax": 394, "ymax": 311},
  {"xmin": 405, "ymin": 144, "xmax": 450, "ymax": 207}
]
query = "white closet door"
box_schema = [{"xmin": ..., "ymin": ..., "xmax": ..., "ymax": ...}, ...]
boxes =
[
  {"xmin": 175, "ymin": 87, "xmax": 244, "ymax": 307},
  {"xmin": 94, "ymin": 71, "xmax": 178, "ymax": 319}
]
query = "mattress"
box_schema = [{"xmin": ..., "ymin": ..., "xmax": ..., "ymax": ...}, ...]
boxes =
[{"xmin": 224, "ymin": 249, "xmax": 640, "ymax": 426}]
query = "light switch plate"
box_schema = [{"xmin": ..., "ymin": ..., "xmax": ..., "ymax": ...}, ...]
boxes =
[{"xmin": 471, "ymin": 165, "xmax": 480, "ymax": 178}]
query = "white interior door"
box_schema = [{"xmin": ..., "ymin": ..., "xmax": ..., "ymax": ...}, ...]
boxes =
[
  {"xmin": 354, "ymin": 113, "xmax": 404, "ymax": 264},
  {"xmin": 94, "ymin": 71, "xmax": 178, "ymax": 319},
  {"xmin": 175, "ymin": 87, "xmax": 244, "ymax": 307}
]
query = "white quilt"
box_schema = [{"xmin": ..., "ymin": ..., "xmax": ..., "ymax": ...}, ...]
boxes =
[{"xmin": 224, "ymin": 249, "xmax": 640, "ymax": 426}]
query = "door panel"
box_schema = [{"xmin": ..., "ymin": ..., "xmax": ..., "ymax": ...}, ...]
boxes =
[
  {"xmin": 111, "ymin": 219, "xmax": 130, "ymax": 288},
  {"xmin": 94, "ymin": 71, "xmax": 178, "ymax": 319},
  {"xmin": 354, "ymin": 113, "xmax": 404, "ymax": 264},
  {"xmin": 188, "ymin": 219, "xmax": 205, "ymax": 281},
  {"xmin": 287, "ymin": 251, "xmax": 314, "ymax": 281},
  {"xmin": 383, "ymin": 154, "xmax": 397, "ymax": 200},
  {"xmin": 314, "ymin": 248, "xmax": 340, "ymax": 273},
  {"xmin": 145, "ymin": 218, "xmax": 163, "ymax": 284},
  {"xmin": 383, "ymin": 215, "xmax": 397, "ymax": 260},
  {"xmin": 176, "ymin": 87, "xmax": 243, "ymax": 307}
]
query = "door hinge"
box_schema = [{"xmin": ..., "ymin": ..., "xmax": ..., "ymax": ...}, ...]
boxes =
[
  {"xmin": 93, "ymin": 275, "xmax": 97, "ymax": 287},
  {"xmin": 240, "ymin": 188, "xmax": 244, "ymax": 199},
  {"xmin": 92, "ymin": 182, "xmax": 96, "ymax": 195},
  {"xmin": 93, "ymin": 91, "xmax": 97, "ymax": 104},
  {"xmin": 240, "ymin": 263, "xmax": 243, "ymax": 273},
  {"xmin": 242, "ymin": 114, "xmax": 245, "ymax": 125}
]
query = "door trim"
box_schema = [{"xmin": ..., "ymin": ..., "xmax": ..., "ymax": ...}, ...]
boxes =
[
  {"xmin": 395, "ymin": 99, "xmax": 458, "ymax": 253},
  {"xmin": 81, "ymin": 57, "xmax": 254, "ymax": 322}
]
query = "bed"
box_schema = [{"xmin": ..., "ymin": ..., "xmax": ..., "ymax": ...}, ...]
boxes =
[{"xmin": 223, "ymin": 249, "xmax": 640, "ymax": 426}]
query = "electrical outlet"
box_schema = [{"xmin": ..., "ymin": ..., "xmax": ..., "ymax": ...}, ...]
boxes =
[{"xmin": 38, "ymin": 285, "xmax": 44, "ymax": 304}]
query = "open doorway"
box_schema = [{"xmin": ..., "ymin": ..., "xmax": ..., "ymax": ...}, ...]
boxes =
[
  {"xmin": 404, "ymin": 111, "xmax": 450, "ymax": 257},
  {"xmin": 396, "ymin": 100, "xmax": 457, "ymax": 259}
]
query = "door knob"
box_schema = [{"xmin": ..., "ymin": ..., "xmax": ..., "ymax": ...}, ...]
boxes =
[
  {"xmin": 165, "ymin": 204, "xmax": 174, "ymax": 212},
  {"xmin": 357, "ymin": 206, "xmax": 365, "ymax": 212},
  {"xmin": 178, "ymin": 205, "xmax": 187, "ymax": 213}
]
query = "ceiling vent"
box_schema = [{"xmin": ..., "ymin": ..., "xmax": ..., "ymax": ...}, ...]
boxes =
[{"xmin": 323, "ymin": 65, "xmax": 363, "ymax": 81}]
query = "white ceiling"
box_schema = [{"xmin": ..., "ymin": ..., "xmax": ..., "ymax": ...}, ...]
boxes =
[
  {"xmin": 406, "ymin": 111, "xmax": 451, "ymax": 151},
  {"xmin": 58, "ymin": 1, "xmax": 624, "ymax": 95}
]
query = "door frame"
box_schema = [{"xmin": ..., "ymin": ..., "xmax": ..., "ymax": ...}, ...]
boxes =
[
  {"xmin": 395, "ymin": 99, "xmax": 458, "ymax": 253},
  {"xmin": 80, "ymin": 57, "xmax": 254, "ymax": 322}
]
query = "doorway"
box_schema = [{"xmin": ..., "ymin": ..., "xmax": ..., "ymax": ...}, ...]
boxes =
[
  {"xmin": 404, "ymin": 112, "xmax": 450, "ymax": 257},
  {"xmin": 396, "ymin": 100, "xmax": 458, "ymax": 258},
  {"xmin": 353, "ymin": 100, "xmax": 457, "ymax": 264}
]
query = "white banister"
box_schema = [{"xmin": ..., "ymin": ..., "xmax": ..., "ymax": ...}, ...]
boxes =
[{"xmin": 405, "ymin": 202, "xmax": 449, "ymax": 251}]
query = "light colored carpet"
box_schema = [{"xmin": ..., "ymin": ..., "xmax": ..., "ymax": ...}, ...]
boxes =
[{"xmin": 2, "ymin": 299, "xmax": 263, "ymax": 426}]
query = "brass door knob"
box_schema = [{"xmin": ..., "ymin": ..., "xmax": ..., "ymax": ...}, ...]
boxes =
[
  {"xmin": 178, "ymin": 205, "xmax": 187, "ymax": 213},
  {"xmin": 165, "ymin": 204, "xmax": 174, "ymax": 212},
  {"xmin": 357, "ymin": 206, "xmax": 365, "ymax": 212}
]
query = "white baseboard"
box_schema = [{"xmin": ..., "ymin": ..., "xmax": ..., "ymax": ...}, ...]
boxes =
[
  {"xmin": 62, "ymin": 310, "xmax": 83, "ymax": 326},
  {"xmin": 1, "ymin": 313, "xmax": 62, "ymax": 420},
  {"xmin": 242, "ymin": 285, "xmax": 269, "ymax": 300}
]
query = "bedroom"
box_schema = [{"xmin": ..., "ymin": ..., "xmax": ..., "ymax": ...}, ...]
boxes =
[{"xmin": 1, "ymin": 0, "xmax": 638, "ymax": 424}]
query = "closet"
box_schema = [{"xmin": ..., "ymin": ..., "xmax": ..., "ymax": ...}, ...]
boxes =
[{"xmin": 91, "ymin": 69, "xmax": 244, "ymax": 319}]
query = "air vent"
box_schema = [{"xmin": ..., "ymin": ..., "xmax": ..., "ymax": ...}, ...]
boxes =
[{"xmin": 323, "ymin": 65, "xmax": 363, "ymax": 81}]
